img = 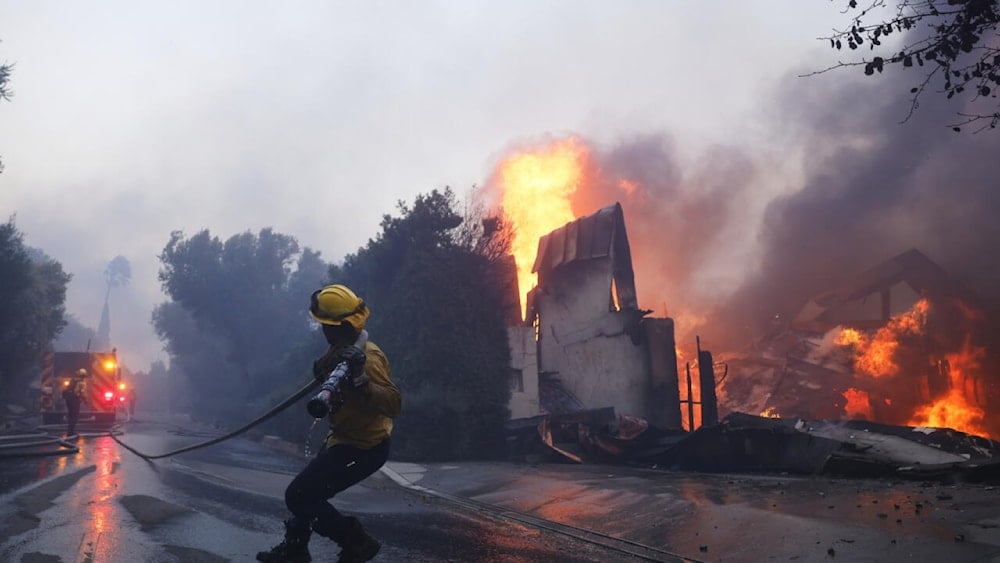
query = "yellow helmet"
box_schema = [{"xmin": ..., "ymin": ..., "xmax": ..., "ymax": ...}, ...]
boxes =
[
  {"xmin": 309, "ymin": 284, "xmax": 370, "ymax": 331},
  {"xmin": 75, "ymin": 368, "xmax": 87, "ymax": 377}
]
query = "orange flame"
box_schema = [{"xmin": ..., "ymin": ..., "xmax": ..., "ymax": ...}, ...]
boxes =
[
  {"xmin": 760, "ymin": 406, "xmax": 781, "ymax": 418},
  {"xmin": 908, "ymin": 338, "xmax": 988, "ymax": 436},
  {"xmin": 837, "ymin": 299, "xmax": 930, "ymax": 377},
  {"xmin": 834, "ymin": 298, "xmax": 992, "ymax": 439},
  {"xmin": 842, "ymin": 387, "xmax": 872, "ymax": 420},
  {"xmin": 834, "ymin": 328, "xmax": 863, "ymax": 347},
  {"xmin": 496, "ymin": 137, "xmax": 589, "ymax": 316}
]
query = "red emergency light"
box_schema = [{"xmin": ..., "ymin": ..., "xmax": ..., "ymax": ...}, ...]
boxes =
[{"xmin": 104, "ymin": 390, "xmax": 114, "ymax": 401}]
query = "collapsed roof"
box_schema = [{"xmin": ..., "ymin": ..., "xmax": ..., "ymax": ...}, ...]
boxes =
[
  {"xmin": 793, "ymin": 248, "xmax": 969, "ymax": 332},
  {"xmin": 526, "ymin": 202, "xmax": 639, "ymax": 324}
]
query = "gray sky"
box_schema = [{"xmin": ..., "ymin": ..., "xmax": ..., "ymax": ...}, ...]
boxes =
[{"xmin": 2, "ymin": 2, "xmax": 848, "ymax": 370}]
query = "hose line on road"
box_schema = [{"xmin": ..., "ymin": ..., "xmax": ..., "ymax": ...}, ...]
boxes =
[
  {"xmin": 0, "ymin": 416, "xmax": 131, "ymax": 458},
  {"xmin": 380, "ymin": 465, "xmax": 701, "ymax": 563},
  {"xmin": 0, "ymin": 432, "xmax": 80, "ymax": 458},
  {"xmin": 112, "ymin": 378, "xmax": 320, "ymax": 460}
]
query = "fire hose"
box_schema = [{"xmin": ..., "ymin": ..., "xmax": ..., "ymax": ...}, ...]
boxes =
[
  {"xmin": 0, "ymin": 416, "xmax": 126, "ymax": 458},
  {"xmin": 111, "ymin": 378, "xmax": 320, "ymax": 460},
  {"xmin": 306, "ymin": 330, "xmax": 368, "ymax": 419},
  {"xmin": 0, "ymin": 432, "xmax": 80, "ymax": 458},
  {"xmin": 113, "ymin": 330, "xmax": 369, "ymax": 461}
]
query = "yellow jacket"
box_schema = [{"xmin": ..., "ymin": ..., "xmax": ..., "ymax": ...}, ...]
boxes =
[
  {"xmin": 65, "ymin": 379, "xmax": 86, "ymax": 401},
  {"xmin": 325, "ymin": 341, "xmax": 401, "ymax": 449}
]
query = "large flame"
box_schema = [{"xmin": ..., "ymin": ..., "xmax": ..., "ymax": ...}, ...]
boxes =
[
  {"xmin": 908, "ymin": 338, "xmax": 988, "ymax": 436},
  {"xmin": 842, "ymin": 387, "xmax": 872, "ymax": 420},
  {"xmin": 834, "ymin": 298, "xmax": 992, "ymax": 438},
  {"xmin": 496, "ymin": 137, "xmax": 589, "ymax": 316},
  {"xmin": 838, "ymin": 299, "xmax": 929, "ymax": 378}
]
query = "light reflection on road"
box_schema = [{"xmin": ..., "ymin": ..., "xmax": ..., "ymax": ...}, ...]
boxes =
[{"xmin": 56, "ymin": 435, "xmax": 126, "ymax": 558}]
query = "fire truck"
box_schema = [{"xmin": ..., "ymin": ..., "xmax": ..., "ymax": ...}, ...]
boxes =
[{"xmin": 40, "ymin": 349, "xmax": 127, "ymax": 425}]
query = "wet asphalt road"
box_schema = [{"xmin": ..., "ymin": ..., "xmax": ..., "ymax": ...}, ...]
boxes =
[
  {"xmin": 2, "ymin": 414, "xmax": 1000, "ymax": 562},
  {"xmin": 0, "ymin": 416, "xmax": 646, "ymax": 562},
  {"xmin": 399, "ymin": 461, "xmax": 1000, "ymax": 562}
]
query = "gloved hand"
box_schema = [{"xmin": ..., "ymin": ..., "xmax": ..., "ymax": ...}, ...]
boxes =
[
  {"xmin": 312, "ymin": 353, "xmax": 336, "ymax": 381},
  {"xmin": 337, "ymin": 345, "xmax": 369, "ymax": 390},
  {"xmin": 350, "ymin": 369, "xmax": 371, "ymax": 391},
  {"xmin": 312, "ymin": 344, "xmax": 354, "ymax": 381}
]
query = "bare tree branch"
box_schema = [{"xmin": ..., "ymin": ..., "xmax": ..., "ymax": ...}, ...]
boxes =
[{"xmin": 816, "ymin": 0, "xmax": 1000, "ymax": 131}]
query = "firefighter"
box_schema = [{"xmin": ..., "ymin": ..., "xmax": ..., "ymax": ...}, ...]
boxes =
[
  {"xmin": 64, "ymin": 368, "xmax": 87, "ymax": 437},
  {"xmin": 257, "ymin": 284, "xmax": 402, "ymax": 563},
  {"xmin": 126, "ymin": 387, "xmax": 137, "ymax": 420}
]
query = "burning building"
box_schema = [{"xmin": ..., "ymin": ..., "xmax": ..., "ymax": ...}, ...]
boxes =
[
  {"xmin": 720, "ymin": 248, "xmax": 997, "ymax": 440},
  {"xmin": 506, "ymin": 202, "xmax": 683, "ymax": 430},
  {"xmin": 488, "ymin": 134, "xmax": 999, "ymax": 474},
  {"xmin": 499, "ymin": 210, "xmax": 999, "ymax": 471}
]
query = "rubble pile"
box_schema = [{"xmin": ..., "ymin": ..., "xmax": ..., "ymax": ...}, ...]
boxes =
[{"xmin": 508, "ymin": 411, "xmax": 1000, "ymax": 483}]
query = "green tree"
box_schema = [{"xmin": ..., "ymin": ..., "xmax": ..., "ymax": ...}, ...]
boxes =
[
  {"xmin": 0, "ymin": 47, "xmax": 10, "ymax": 101},
  {"xmin": 1, "ymin": 40, "xmax": 11, "ymax": 173},
  {"xmin": 53, "ymin": 314, "xmax": 97, "ymax": 352},
  {"xmin": 127, "ymin": 359, "xmax": 172, "ymax": 414},
  {"xmin": 334, "ymin": 188, "xmax": 515, "ymax": 461},
  {"xmin": 97, "ymin": 255, "xmax": 131, "ymax": 348},
  {"xmin": 0, "ymin": 219, "xmax": 71, "ymax": 405},
  {"xmin": 822, "ymin": 0, "xmax": 1000, "ymax": 130},
  {"xmin": 151, "ymin": 301, "xmax": 232, "ymax": 418},
  {"xmin": 154, "ymin": 228, "xmax": 328, "ymax": 422}
]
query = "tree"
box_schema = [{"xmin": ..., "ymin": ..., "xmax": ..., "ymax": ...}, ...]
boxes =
[
  {"xmin": 822, "ymin": 0, "xmax": 1000, "ymax": 131},
  {"xmin": 0, "ymin": 219, "xmax": 71, "ymax": 405},
  {"xmin": 1, "ymin": 40, "xmax": 13, "ymax": 174},
  {"xmin": 154, "ymin": 228, "xmax": 328, "ymax": 422},
  {"xmin": 0, "ymin": 47, "xmax": 10, "ymax": 101},
  {"xmin": 103, "ymin": 255, "xmax": 132, "ymax": 294},
  {"xmin": 128, "ymin": 359, "xmax": 172, "ymax": 414},
  {"xmin": 151, "ymin": 301, "xmax": 232, "ymax": 418},
  {"xmin": 97, "ymin": 255, "xmax": 131, "ymax": 349},
  {"xmin": 53, "ymin": 314, "xmax": 98, "ymax": 352},
  {"xmin": 333, "ymin": 188, "xmax": 516, "ymax": 460}
]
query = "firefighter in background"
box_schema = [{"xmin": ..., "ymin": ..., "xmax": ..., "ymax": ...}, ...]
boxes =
[
  {"xmin": 64, "ymin": 368, "xmax": 87, "ymax": 437},
  {"xmin": 127, "ymin": 387, "xmax": 137, "ymax": 420},
  {"xmin": 257, "ymin": 284, "xmax": 402, "ymax": 563}
]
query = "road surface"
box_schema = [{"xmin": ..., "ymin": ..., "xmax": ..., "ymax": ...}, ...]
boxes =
[{"xmin": 2, "ymin": 414, "xmax": 1000, "ymax": 562}]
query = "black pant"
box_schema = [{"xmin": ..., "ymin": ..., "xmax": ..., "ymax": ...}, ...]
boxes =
[
  {"xmin": 284, "ymin": 438, "xmax": 390, "ymax": 543},
  {"xmin": 65, "ymin": 398, "xmax": 80, "ymax": 435}
]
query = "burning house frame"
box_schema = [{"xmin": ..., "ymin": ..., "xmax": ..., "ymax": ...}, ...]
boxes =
[
  {"xmin": 506, "ymin": 203, "xmax": 682, "ymax": 433},
  {"xmin": 721, "ymin": 248, "xmax": 995, "ymax": 438},
  {"xmin": 502, "ymin": 208, "xmax": 1000, "ymax": 479}
]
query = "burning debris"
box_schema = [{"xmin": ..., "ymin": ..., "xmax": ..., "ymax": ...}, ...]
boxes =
[
  {"xmin": 510, "ymin": 409, "xmax": 1000, "ymax": 483},
  {"xmin": 489, "ymin": 136, "xmax": 1000, "ymax": 480},
  {"xmin": 500, "ymin": 215, "xmax": 1000, "ymax": 481},
  {"xmin": 649, "ymin": 413, "xmax": 1000, "ymax": 483},
  {"xmin": 721, "ymin": 249, "xmax": 997, "ymax": 441}
]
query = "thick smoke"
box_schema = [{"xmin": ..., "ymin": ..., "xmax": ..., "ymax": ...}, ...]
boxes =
[
  {"xmin": 556, "ymin": 66, "xmax": 1000, "ymax": 432},
  {"xmin": 567, "ymin": 134, "xmax": 760, "ymax": 352},
  {"xmin": 720, "ymin": 68, "xmax": 1000, "ymax": 349},
  {"xmin": 566, "ymin": 65, "xmax": 1000, "ymax": 360}
]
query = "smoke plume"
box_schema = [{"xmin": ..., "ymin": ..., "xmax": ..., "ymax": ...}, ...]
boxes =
[{"xmin": 555, "ymin": 65, "xmax": 1000, "ymax": 358}]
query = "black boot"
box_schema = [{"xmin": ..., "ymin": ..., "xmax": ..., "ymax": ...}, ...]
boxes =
[
  {"xmin": 256, "ymin": 517, "xmax": 312, "ymax": 563},
  {"xmin": 336, "ymin": 517, "xmax": 380, "ymax": 563}
]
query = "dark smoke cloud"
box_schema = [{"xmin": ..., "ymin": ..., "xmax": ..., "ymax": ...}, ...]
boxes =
[
  {"xmin": 481, "ymin": 131, "xmax": 759, "ymax": 353},
  {"xmin": 571, "ymin": 133, "xmax": 759, "ymax": 341},
  {"xmin": 719, "ymin": 67, "xmax": 1000, "ymax": 349},
  {"xmin": 555, "ymin": 61, "xmax": 1000, "ymax": 363}
]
